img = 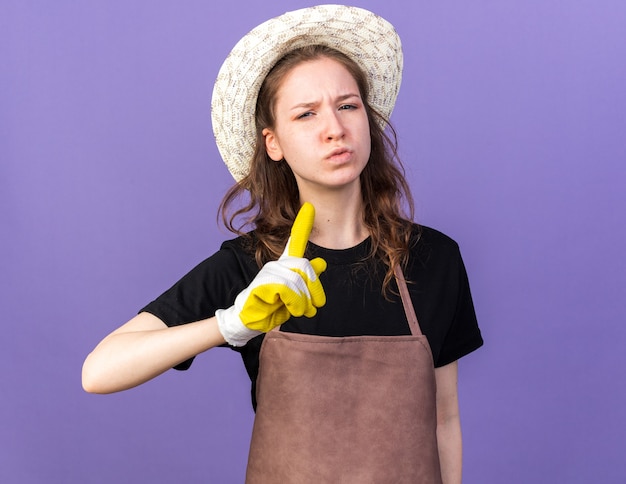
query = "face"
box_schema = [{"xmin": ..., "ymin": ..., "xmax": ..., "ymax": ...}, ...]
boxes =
[{"xmin": 262, "ymin": 57, "xmax": 371, "ymax": 196}]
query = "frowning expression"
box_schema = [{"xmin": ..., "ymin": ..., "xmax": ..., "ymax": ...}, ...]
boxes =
[{"xmin": 263, "ymin": 57, "xmax": 371, "ymax": 195}]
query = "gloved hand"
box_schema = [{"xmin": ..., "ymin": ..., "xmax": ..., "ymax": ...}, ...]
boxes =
[{"xmin": 215, "ymin": 203, "xmax": 327, "ymax": 346}]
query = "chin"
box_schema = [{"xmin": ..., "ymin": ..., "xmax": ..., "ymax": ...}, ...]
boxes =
[{"xmin": 323, "ymin": 173, "xmax": 363, "ymax": 190}]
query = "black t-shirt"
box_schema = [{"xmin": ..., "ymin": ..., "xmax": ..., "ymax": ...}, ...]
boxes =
[{"xmin": 141, "ymin": 225, "xmax": 483, "ymax": 407}]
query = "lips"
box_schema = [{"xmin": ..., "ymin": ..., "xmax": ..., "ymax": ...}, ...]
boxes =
[{"xmin": 326, "ymin": 147, "xmax": 352, "ymax": 162}]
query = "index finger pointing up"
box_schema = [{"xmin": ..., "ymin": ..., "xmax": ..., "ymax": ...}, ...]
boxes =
[{"xmin": 287, "ymin": 202, "xmax": 315, "ymax": 258}]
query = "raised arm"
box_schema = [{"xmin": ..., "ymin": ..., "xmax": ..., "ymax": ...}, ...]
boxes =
[{"xmin": 82, "ymin": 203, "xmax": 326, "ymax": 395}]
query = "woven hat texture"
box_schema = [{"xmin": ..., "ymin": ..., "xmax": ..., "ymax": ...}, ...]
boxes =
[{"xmin": 211, "ymin": 4, "xmax": 403, "ymax": 181}]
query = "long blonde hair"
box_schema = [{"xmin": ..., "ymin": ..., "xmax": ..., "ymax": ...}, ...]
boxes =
[{"xmin": 219, "ymin": 45, "xmax": 415, "ymax": 295}]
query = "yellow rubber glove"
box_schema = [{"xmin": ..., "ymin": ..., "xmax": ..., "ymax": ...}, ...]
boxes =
[{"xmin": 215, "ymin": 203, "xmax": 327, "ymax": 346}]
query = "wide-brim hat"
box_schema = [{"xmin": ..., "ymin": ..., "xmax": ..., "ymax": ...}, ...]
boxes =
[{"xmin": 211, "ymin": 4, "xmax": 403, "ymax": 182}]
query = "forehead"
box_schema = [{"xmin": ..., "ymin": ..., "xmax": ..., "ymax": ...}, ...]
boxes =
[{"xmin": 275, "ymin": 57, "xmax": 360, "ymax": 97}]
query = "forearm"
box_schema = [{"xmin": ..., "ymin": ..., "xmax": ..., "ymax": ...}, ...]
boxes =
[
  {"xmin": 82, "ymin": 313, "xmax": 225, "ymax": 394},
  {"xmin": 437, "ymin": 414, "xmax": 462, "ymax": 484},
  {"xmin": 434, "ymin": 361, "xmax": 462, "ymax": 484}
]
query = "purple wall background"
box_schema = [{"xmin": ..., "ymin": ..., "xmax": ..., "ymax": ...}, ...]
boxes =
[{"xmin": 2, "ymin": 1, "xmax": 625, "ymax": 482}]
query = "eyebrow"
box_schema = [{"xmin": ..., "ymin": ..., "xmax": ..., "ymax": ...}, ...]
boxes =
[{"xmin": 289, "ymin": 93, "xmax": 361, "ymax": 111}]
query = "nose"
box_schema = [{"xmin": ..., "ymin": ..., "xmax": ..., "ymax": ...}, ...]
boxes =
[{"xmin": 323, "ymin": 110, "xmax": 345, "ymax": 141}]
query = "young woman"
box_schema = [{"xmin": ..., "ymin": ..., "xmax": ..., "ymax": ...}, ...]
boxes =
[{"xmin": 82, "ymin": 6, "xmax": 483, "ymax": 483}]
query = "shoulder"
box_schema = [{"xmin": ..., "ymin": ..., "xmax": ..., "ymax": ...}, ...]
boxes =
[
  {"xmin": 218, "ymin": 232, "xmax": 254, "ymax": 256},
  {"xmin": 411, "ymin": 224, "xmax": 459, "ymax": 247},
  {"xmin": 209, "ymin": 232, "xmax": 259, "ymax": 276},
  {"xmin": 164, "ymin": 233, "xmax": 258, "ymax": 289},
  {"xmin": 409, "ymin": 224, "xmax": 461, "ymax": 264}
]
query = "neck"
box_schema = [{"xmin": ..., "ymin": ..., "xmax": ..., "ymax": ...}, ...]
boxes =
[{"xmin": 300, "ymin": 186, "xmax": 369, "ymax": 250}]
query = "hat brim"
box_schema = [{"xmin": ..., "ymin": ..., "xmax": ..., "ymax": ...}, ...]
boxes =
[{"xmin": 211, "ymin": 4, "xmax": 403, "ymax": 181}]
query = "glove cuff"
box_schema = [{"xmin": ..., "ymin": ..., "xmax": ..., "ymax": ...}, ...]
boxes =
[{"xmin": 215, "ymin": 306, "xmax": 261, "ymax": 347}]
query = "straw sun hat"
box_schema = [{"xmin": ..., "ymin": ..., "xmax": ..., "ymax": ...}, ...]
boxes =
[{"xmin": 211, "ymin": 4, "xmax": 403, "ymax": 181}]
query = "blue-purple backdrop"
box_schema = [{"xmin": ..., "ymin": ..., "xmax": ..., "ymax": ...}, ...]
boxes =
[{"xmin": 2, "ymin": 1, "xmax": 625, "ymax": 483}]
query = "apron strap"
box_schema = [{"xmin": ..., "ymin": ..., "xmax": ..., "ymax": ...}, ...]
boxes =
[{"xmin": 394, "ymin": 265, "xmax": 423, "ymax": 336}]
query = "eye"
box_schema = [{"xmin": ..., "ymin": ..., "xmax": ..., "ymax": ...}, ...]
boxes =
[
  {"xmin": 296, "ymin": 111, "xmax": 314, "ymax": 119},
  {"xmin": 339, "ymin": 104, "xmax": 357, "ymax": 111}
]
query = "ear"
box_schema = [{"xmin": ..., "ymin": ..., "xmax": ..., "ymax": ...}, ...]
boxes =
[{"xmin": 262, "ymin": 128, "xmax": 284, "ymax": 161}]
